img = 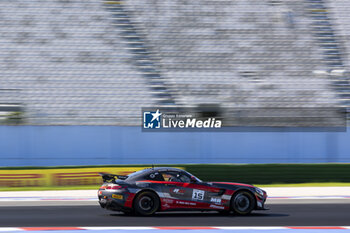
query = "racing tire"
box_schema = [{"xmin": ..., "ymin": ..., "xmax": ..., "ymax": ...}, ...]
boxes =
[
  {"xmin": 231, "ymin": 191, "xmax": 255, "ymax": 215},
  {"xmin": 133, "ymin": 191, "xmax": 160, "ymax": 216}
]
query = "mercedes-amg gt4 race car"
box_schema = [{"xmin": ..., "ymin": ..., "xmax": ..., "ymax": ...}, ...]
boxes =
[{"xmin": 98, "ymin": 167, "xmax": 267, "ymax": 216}]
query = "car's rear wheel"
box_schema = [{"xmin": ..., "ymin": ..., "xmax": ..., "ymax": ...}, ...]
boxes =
[
  {"xmin": 133, "ymin": 191, "xmax": 159, "ymax": 216},
  {"xmin": 231, "ymin": 191, "xmax": 255, "ymax": 215}
]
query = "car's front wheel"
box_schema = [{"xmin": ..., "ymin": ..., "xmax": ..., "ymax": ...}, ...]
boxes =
[
  {"xmin": 231, "ymin": 191, "xmax": 255, "ymax": 215},
  {"xmin": 133, "ymin": 191, "xmax": 159, "ymax": 216}
]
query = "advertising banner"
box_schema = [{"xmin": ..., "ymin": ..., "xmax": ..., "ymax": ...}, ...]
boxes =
[{"xmin": 0, "ymin": 167, "xmax": 151, "ymax": 188}]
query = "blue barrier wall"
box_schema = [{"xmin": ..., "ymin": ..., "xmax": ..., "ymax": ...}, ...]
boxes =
[{"xmin": 0, "ymin": 126, "xmax": 349, "ymax": 166}]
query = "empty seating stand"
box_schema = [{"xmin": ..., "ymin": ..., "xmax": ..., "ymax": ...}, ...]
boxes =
[
  {"xmin": 0, "ymin": 0, "xmax": 348, "ymax": 125},
  {"xmin": 125, "ymin": 0, "xmax": 339, "ymax": 109},
  {"xmin": 0, "ymin": 0, "xmax": 158, "ymax": 125},
  {"xmin": 326, "ymin": 0, "xmax": 350, "ymax": 118}
]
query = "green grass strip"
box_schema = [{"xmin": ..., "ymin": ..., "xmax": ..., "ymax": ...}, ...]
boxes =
[{"xmin": 0, "ymin": 163, "xmax": 349, "ymax": 187}]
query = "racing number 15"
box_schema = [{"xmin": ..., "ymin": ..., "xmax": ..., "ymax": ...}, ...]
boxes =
[{"xmin": 192, "ymin": 189, "xmax": 204, "ymax": 200}]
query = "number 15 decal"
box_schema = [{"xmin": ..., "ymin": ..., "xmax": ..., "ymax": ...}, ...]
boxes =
[{"xmin": 192, "ymin": 189, "xmax": 204, "ymax": 200}]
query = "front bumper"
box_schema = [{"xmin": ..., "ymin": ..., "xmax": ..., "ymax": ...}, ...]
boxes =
[{"xmin": 255, "ymin": 192, "xmax": 268, "ymax": 210}]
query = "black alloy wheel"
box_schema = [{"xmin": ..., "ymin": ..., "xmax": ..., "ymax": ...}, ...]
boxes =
[
  {"xmin": 133, "ymin": 191, "xmax": 160, "ymax": 216},
  {"xmin": 231, "ymin": 191, "xmax": 255, "ymax": 215}
]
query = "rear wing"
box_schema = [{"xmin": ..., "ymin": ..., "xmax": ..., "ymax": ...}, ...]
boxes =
[{"xmin": 99, "ymin": 173, "xmax": 128, "ymax": 183}]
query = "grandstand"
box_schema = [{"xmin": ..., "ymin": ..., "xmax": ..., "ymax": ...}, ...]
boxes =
[{"xmin": 0, "ymin": 0, "xmax": 348, "ymax": 125}]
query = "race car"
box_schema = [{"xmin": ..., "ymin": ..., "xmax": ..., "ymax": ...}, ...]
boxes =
[{"xmin": 98, "ymin": 167, "xmax": 267, "ymax": 216}]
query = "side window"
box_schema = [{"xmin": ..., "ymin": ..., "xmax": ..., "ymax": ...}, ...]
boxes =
[
  {"xmin": 148, "ymin": 172, "xmax": 163, "ymax": 181},
  {"xmin": 161, "ymin": 172, "xmax": 182, "ymax": 182},
  {"xmin": 178, "ymin": 173, "xmax": 191, "ymax": 183},
  {"xmin": 160, "ymin": 171, "xmax": 191, "ymax": 183}
]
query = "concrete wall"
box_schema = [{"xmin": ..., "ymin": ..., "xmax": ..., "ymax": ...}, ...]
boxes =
[{"xmin": 0, "ymin": 126, "xmax": 349, "ymax": 167}]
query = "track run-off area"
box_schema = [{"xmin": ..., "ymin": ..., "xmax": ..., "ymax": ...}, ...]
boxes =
[
  {"xmin": 0, "ymin": 202, "xmax": 349, "ymax": 227},
  {"xmin": 1, "ymin": 188, "xmax": 350, "ymax": 233}
]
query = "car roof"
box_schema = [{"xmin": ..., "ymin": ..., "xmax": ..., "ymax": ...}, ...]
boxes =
[
  {"xmin": 124, "ymin": 167, "xmax": 186, "ymax": 181},
  {"xmin": 135, "ymin": 167, "xmax": 185, "ymax": 175},
  {"xmin": 152, "ymin": 167, "xmax": 184, "ymax": 172}
]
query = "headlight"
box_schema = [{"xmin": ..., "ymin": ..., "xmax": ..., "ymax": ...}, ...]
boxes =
[{"xmin": 255, "ymin": 187, "xmax": 264, "ymax": 196}]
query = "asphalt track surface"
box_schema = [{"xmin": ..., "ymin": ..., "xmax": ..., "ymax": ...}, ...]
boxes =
[{"xmin": 0, "ymin": 203, "xmax": 349, "ymax": 227}]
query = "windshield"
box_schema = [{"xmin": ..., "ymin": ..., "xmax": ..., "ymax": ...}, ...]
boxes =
[{"xmin": 184, "ymin": 171, "xmax": 202, "ymax": 183}]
